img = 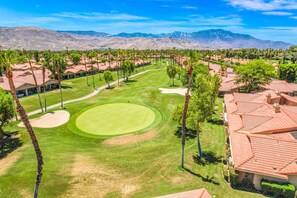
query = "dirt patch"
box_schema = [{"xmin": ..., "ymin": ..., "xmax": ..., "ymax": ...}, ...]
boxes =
[
  {"xmin": 18, "ymin": 110, "xmax": 70, "ymax": 128},
  {"xmin": 158, "ymin": 88, "xmax": 188, "ymax": 96},
  {"xmin": 103, "ymin": 130, "xmax": 157, "ymax": 146},
  {"xmin": 61, "ymin": 155, "xmax": 140, "ymax": 198},
  {"xmin": 18, "ymin": 189, "xmax": 31, "ymax": 198},
  {"xmin": 0, "ymin": 149, "xmax": 21, "ymax": 175}
]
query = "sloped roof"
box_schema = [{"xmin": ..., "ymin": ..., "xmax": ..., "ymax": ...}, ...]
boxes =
[
  {"xmin": 225, "ymin": 91, "xmax": 297, "ymax": 179},
  {"xmin": 237, "ymin": 135, "xmax": 297, "ymax": 179},
  {"xmin": 155, "ymin": 188, "xmax": 211, "ymax": 198}
]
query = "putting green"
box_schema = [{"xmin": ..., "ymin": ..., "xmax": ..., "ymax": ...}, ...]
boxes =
[{"xmin": 76, "ymin": 103, "xmax": 156, "ymax": 136}]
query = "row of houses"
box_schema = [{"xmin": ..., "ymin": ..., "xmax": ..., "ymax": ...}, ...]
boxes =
[
  {"xmin": 175, "ymin": 56, "xmax": 297, "ymax": 193},
  {"xmin": 0, "ymin": 59, "xmax": 151, "ymax": 97}
]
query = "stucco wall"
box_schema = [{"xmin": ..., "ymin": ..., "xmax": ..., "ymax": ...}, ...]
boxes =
[
  {"xmin": 288, "ymin": 175, "xmax": 297, "ymax": 188},
  {"xmin": 253, "ymin": 174, "xmax": 288, "ymax": 190}
]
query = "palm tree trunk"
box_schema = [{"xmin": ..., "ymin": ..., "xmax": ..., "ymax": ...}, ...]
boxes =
[
  {"xmin": 29, "ymin": 60, "xmax": 43, "ymax": 112},
  {"xmin": 6, "ymin": 70, "xmax": 43, "ymax": 198},
  {"xmin": 84, "ymin": 58, "xmax": 89, "ymax": 86},
  {"xmin": 56, "ymin": 67, "xmax": 63, "ymax": 108},
  {"xmin": 181, "ymin": 66, "xmax": 193, "ymax": 168},
  {"xmin": 96, "ymin": 57, "xmax": 101, "ymax": 81},
  {"xmin": 42, "ymin": 67, "xmax": 47, "ymax": 112}
]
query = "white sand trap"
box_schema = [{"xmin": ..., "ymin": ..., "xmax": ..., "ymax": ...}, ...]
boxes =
[
  {"xmin": 18, "ymin": 110, "xmax": 70, "ymax": 128},
  {"xmin": 159, "ymin": 88, "xmax": 188, "ymax": 96}
]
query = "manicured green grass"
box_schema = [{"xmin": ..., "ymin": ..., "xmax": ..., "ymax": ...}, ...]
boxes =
[
  {"xmin": 0, "ymin": 60, "xmax": 263, "ymax": 198},
  {"xmin": 76, "ymin": 103, "xmax": 156, "ymax": 136},
  {"xmin": 19, "ymin": 63, "xmax": 157, "ymax": 112}
]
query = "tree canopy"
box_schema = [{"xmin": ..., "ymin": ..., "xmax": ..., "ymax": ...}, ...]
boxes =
[
  {"xmin": 103, "ymin": 70, "xmax": 113, "ymax": 88},
  {"xmin": 0, "ymin": 88, "xmax": 15, "ymax": 139},
  {"xmin": 120, "ymin": 60, "xmax": 135, "ymax": 81},
  {"xmin": 235, "ymin": 60, "xmax": 275, "ymax": 92},
  {"xmin": 166, "ymin": 64, "xmax": 177, "ymax": 86},
  {"xmin": 278, "ymin": 64, "xmax": 297, "ymax": 83},
  {"xmin": 70, "ymin": 52, "xmax": 81, "ymax": 65}
]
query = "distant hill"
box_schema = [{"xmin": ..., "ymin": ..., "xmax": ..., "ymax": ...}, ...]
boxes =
[
  {"xmin": 0, "ymin": 27, "xmax": 208, "ymax": 50},
  {"xmin": 0, "ymin": 27, "xmax": 292, "ymax": 50},
  {"xmin": 57, "ymin": 30, "xmax": 110, "ymax": 38}
]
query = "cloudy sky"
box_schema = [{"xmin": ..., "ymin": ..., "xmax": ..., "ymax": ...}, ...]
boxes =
[{"xmin": 1, "ymin": 0, "xmax": 297, "ymax": 43}]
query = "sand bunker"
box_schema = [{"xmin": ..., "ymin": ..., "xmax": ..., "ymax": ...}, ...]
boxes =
[
  {"xmin": 18, "ymin": 110, "xmax": 70, "ymax": 128},
  {"xmin": 159, "ymin": 88, "xmax": 188, "ymax": 96}
]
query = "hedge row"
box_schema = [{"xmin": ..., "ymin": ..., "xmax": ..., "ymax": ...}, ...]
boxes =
[{"xmin": 261, "ymin": 179, "xmax": 296, "ymax": 198}]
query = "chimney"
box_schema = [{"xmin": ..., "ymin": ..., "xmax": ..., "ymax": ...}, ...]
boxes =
[
  {"xmin": 276, "ymin": 91, "xmax": 281, "ymax": 96},
  {"xmin": 273, "ymin": 103, "xmax": 281, "ymax": 113},
  {"xmin": 0, "ymin": 77, "xmax": 3, "ymax": 83},
  {"xmin": 266, "ymin": 92, "xmax": 272, "ymax": 104}
]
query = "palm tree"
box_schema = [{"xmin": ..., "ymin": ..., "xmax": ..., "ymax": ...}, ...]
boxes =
[
  {"xmin": 83, "ymin": 52, "xmax": 90, "ymax": 86},
  {"xmin": 0, "ymin": 49, "xmax": 43, "ymax": 198},
  {"xmin": 52, "ymin": 54, "xmax": 66, "ymax": 108},
  {"xmin": 24, "ymin": 50, "xmax": 44, "ymax": 112},
  {"xmin": 180, "ymin": 50, "xmax": 198, "ymax": 168},
  {"xmin": 41, "ymin": 50, "xmax": 53, "ymax": 112},
  {"xmin": 88, "ymin": 51, "xmax": 97, "ymax": 89}
]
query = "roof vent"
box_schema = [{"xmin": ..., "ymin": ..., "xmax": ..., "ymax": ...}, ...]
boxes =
[
  {"xmin": 273, "ymin": 103, "xmax": 280, "ymax": 113},
  {"xmin": 0, "ymin": 77, "xmax": 3, "ymax": 83}
]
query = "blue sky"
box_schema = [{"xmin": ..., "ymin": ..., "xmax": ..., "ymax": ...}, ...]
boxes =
[{"xmin": 1, "ymin": 0, "xmax": 297, "ymax": 43}]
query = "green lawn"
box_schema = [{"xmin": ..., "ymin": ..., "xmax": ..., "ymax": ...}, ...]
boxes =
[
  {"xmin": 76, "ymin": 103, "xmax": 157, "ymax": 136},
  {"xmin": 0, "ymin": 60, "xmax": 263, "ymax": 198},
  {"xmin": 19, "ymin": 63, "xmax": 158, "ymax": 113}
]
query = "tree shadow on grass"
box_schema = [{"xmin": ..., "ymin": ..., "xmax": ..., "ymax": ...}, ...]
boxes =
[
  {"xmin": 174, "ymin": 126, "xmax": 196, "ymax": 140},
  {"xmin": 207, "ymin": 117, "xmax": 223, "ymax": 126},
  {"xmin": 193, "ymin": 151, "xmax": 223, "ymax": 166},
  {"xmin": 184, "ymin": 167, "xmax": 220, "ymax": 185},
  {"xmin": 61, "ymin": 85, "xmax": 73, "ymax": 89},
  {"xmin": 124, "ymin": 79, "xmax": 138, "ymax": 85},
  {"xmin": 0, "ymin": 131, "xmax": 22, "ymax": 159},
  {"xmin": 106, "ymin": 86, "xmax": 115, "ymax": 90}
]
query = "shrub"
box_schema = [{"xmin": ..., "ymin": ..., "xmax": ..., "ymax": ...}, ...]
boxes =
[
  {"xmin": 261, "ymin": 179, "xmax": 296, "ymax": 198},
  {"xmin": 229, "ymin": 167, "xmax": 239, "ymax": 187}
]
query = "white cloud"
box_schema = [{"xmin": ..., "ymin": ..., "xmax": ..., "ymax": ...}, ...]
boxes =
[
  {"xmin": 182, "ymin": 6, "xmax": 198, "ymax": 10},
  {"xmin": 262, "ymin": 11, "xmax": 293, "ymax": 15},
  {"xmin": 54, "ymin": 12, "xmax": 149, "ymax": 21},
  {"xmin": 226, "ymin": 0, "xmax": 297, "ymax": 11}
]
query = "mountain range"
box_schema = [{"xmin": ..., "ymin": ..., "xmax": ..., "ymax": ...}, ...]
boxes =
[{"xmin": 0, "ymin": 27, "xmax": 292, "ymax": 50}]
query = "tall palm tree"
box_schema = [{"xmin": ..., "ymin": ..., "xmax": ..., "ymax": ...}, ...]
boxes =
[
  {"xmin": 52, "ymin": 54, "xmax": 66, "ymax": 108},
  {"xmin": 88, "ymin": 51, "xmax": 97, "ymax": 89},
  {"xmin": 0, "ymin": 49, "xmax": 43, "ymax": 198},
  {"xmin": 83, "ymin": 52, "xmax": 90, "ymax": 86},
  {"xmin": 41, "ymin": 50, "xmax": 53, "ymax": 112},
  {"xmin": 180, "ymin": 50, "xmax": 198, "ymax": 168},
  {"xmin": 24, "ymin": 50, "xmax": 44, "ymax": 112}
]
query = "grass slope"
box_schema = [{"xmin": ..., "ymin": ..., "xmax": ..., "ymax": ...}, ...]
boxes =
[{"xmin": 0, "ymin": 60, "xmax": 263, "ymax": 198}]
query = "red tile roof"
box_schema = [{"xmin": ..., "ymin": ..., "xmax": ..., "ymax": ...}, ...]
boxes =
[
  {"xmin": 155, "ymin": 188, "xmax": 211, "ymax": 198},
  {"xmin": 225, "ymin": 91, "xmax": 297, "ymax": 179}
]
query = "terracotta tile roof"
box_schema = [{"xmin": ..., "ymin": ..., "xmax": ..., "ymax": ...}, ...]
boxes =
[
  {"xmin": 155, "ymin": 188, "xmax": 211, "ymax": 198},
  {"xmin": 225, "ymin": 91, "xmax": 297, "ymax": 179},
  {"xmin": 260, "ymin": 80, "xmax": 297, "ymax": 94},
  {"xmin": 230, "ymin": 132, "xmax": 253, "ymax": 167},
  {"xmin": 237, "ymin": 135, "xmax": 297, "ymax": 179},
  {"xmin": 279, "ymin": 160, "xmax": 297, "ymax": 175}
]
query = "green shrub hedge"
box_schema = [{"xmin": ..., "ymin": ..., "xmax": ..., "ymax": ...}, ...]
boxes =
[{"xmin": 261, "ymin": 179, "xmax": 296, "ymax": 198}]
